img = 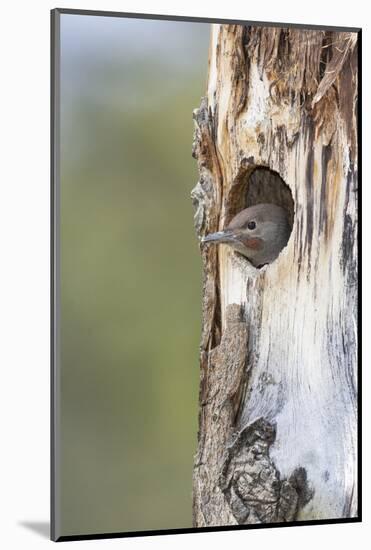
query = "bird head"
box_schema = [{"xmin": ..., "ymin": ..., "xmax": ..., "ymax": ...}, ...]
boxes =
[{"xmin": 201, "ymin": 203, "xmax": 291, "ymax": 268}]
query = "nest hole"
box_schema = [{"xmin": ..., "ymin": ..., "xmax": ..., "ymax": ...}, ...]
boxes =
[{"xmin": 225, "ymin": 166, "xmax": 295, "ymax": 266}]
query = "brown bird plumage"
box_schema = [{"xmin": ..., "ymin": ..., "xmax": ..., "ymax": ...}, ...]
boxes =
[{"xmin": 201, "ymin": 203, "xmax": 291, "ymax": 267}]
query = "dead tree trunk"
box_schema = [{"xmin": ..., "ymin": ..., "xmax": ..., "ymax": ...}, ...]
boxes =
[{"xmin": 191, "ymin": 24, "xmax": 358, "ymax": 526}]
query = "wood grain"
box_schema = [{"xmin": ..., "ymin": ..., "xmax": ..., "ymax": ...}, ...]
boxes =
[{"xmin": 192, "ymin": 24, "xmax": 358, "ymax": 526}]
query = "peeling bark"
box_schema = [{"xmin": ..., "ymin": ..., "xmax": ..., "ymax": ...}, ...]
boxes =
[
  {"xmin": 192, "ymin": 24, "xmax": 358, "ymax": 527},
  {"xmin": 220, "ymin": 418, "xmax": 313, "ymax": 524}
]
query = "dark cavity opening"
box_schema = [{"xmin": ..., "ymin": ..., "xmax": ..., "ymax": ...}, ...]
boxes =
[{"xmin": 225, "ymin": 166, "xmax": 295, "ymax": 265}]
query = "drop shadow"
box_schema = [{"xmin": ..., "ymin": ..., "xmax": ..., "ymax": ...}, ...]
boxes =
[{"xmin": 19, "ymin": 521, "xmax": 50, "ymax": 539}]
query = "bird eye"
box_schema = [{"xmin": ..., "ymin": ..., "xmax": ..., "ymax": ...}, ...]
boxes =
[{"xmin": 247, "ymin": 221, "xmax": 256, "ymax": 230}]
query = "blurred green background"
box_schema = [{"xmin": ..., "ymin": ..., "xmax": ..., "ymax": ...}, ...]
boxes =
[{"xmin": 59, "ymin": 14, "xmax": 209, "ymax": 536}]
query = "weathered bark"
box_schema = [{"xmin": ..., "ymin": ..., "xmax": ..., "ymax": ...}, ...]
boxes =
[{"xmin": 192, "ymin": 24, "xmax": 358, "ymax": 526}]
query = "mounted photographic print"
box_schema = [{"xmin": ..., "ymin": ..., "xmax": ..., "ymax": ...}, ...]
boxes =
[{"xmin": 51, "ymin": 8, "xmax": 361, "ymax": 542}]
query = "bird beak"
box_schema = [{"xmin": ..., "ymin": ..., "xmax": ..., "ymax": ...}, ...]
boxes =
[{"xmin": 201, "ymin": 230, "xmax": 238, "ymax": 245}]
